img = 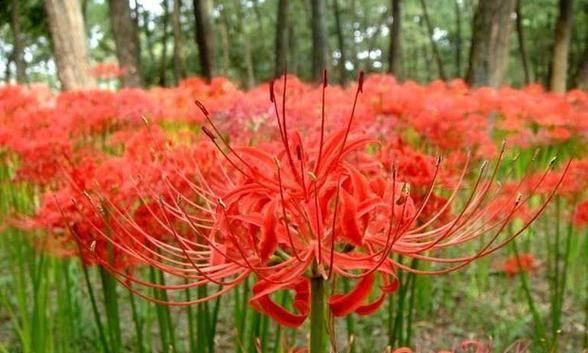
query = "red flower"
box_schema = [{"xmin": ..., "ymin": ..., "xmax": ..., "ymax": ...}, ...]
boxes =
[
  {"xmin": 62, "ymin": 72, "xmax": 568, "ymax": 328},
  {"xmin": 499, "ymin": 253, "xmax": 537, "ymax": 277}
]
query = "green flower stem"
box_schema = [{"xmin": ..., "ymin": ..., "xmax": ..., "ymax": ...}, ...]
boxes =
[{"xmin": 310, "ymin": 276, "xmax": 327, "ymax": 353}]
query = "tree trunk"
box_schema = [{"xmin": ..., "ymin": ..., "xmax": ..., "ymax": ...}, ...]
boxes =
[
  {"xmin": 550, "ymin": 0, "xmax": 574, "ymax": 93},
  {"xmin": 333, "ymin": 0, "xmax": 347, "ymax": 85},
  {"xmin": 219, "ymin": 7, "xmax": 231, "ymax": 74},
  {"xmin": 274, "ymin": 0, "xmax": 289, "ymax": 78},
  {"xmin": 388, "ymin": 0, "xmax": 401, "ymax": 77},
  {"xmin": 45, "ymin": 0, "xmax": 95, "ymax": 90},
  {"xmin": 288, "ymin": 20, "xmax": 298, "ymax": 75},
  {"xmin": 10, "ymin": 0, "xmax": 26, "ymax": 83},
  {"xmin": 420, "ymin": 0, "xmax": 447, "ymax": 80},
  {"xmin": 515, "ymin": 0, "xmax": 531, "ymax": 85},
  {"xmin": 466, "ymin": 0, "xmax": 517, "ymax": 88},
  {"xmin": 159, "ymin": 0, "xmax": 170, "ymax": 86},
  {"xmin": 139, "ymin": 4, "xmax": 156, "ymax": 69},
  {"xmin": 193, "ymin": 0, "xmax": 215, "ymax": 82},
  {"xmin": 236, "ymin": 4, "xmax": 255, "ymax": 88},
  {"xmin": 172, "ymin": 0, "xmax": 187, "ymax": 83},
  {"xmin": 576, "ymin": 49, "xmax": 588, "ymax": 90},
  {"xmin": 108, "ymin": 0, "xmax": 143, "ymax": 87},
  {"xmin": 311, "ymin": 0, "xmax": 329, "ymax": 81},
  {"xmin": 454, "ymin": 0, "xmax": 462, "ymax": 78}
]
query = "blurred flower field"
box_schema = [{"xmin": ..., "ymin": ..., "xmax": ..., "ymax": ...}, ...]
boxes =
[{"xmin": 0, "ymin": 74, "xmax": 587, "ymax": 352}]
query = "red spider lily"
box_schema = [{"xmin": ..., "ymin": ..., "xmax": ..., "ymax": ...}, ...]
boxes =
[
  {"xmin": 50, "ymin": 72, "xmax": 569, "ymax": 342},
  {"xmin": 498, "ymin": 253, "xmax": 538, "ymax": 277},
  {"xmin": 573, "ymin": 200, "xmax": 588, "ymax": 227}
]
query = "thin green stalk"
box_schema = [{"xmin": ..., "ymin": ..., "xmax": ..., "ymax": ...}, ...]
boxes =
[
  {"xmin": 81, "ymin": 261, "xmax": 110, "ymax": 353},
  {"xmin": 404, "ymin": 270, "xmax": 418, "ymax": 347},
  {"xmin": 197, "ymin": 284, "xmax": 210, "ymax": 353},
  {"xmin": 387, "ymin": 290, "xmax": 395, "ymax": 349},
  {"xmin": 150, "ymin": 267, "xmax": 173, "ymax": 353},
  {"xmin": 271, "ymin": 292, "xmax": 288, "ymax": 353},
  {"xmin": 583, "ymin": 228, "xmax": 588, "ymax": 347},
  {"xmin": 554, "ymin": 212, "xmax": 574, "ymax": 337},
  {"xmin": 309, "ymin": 277, "xmax": 327, "ymax": 353},
  {"xmin": 208, "ymin": 294, "xmax": 222, "ymax": 353},
  {"xmin": 512, "ymin": 239, "xmax": 547, "ymax": 349},
  {"xmin": 184, "ymin": 286, "xmax": 197, "ymax": 353},
  {"xmin": 247, "ymin": 312, "xmax": 261, "ymax": 353},
  {"xmin": 551, "ymin": 197, "xmax": 561, "ymax": 338},
  {"xmin": 237, "ymin": 278, "xmax": 250, "ymax": 353},
  {"xmin": 99, "ymin": 268, "xmax": 122, "ymax": 353},
  {"xmin": 343, "ymin": 279, "xmax": 356, "ymax": 353},
  {"xmin": 584, "ymin": 230, "xmax": 588, "ymax": 348},
  {"xmin": 129, "ymin": 290, "xmax": 145, "ymax": 353}
]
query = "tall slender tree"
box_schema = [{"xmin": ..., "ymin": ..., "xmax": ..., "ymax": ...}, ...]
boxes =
[
  {"xmin": 108, "ymin": 0, "xmax": 143, "ymax": 87},
  {"xmin": 576, "ymin": 49, "xmax": 588, "ymax": 90},
  {"xmin": 172, "ymin": 0, "xmax": 187, "ymax": 82},
  {"xmin": 515, "ymin": 0, "xmax": 531, "ymax": 85},
  {"xmin": 419, "ymin": 0, "xmax": 447, "ymax": 80},
  {"xmin": 193, "ymin": 0, "xmax": 215, "ymax": 82},
  {"xmin": 45, "ymin": 0, "xmax": 95, "ymax": 90},
  {"xmin": 274, "ymin": 0, "xmax": 289, "ymax": 78},
  {"xmin": 311, "ymin": 0, "xmax": 329, "ymax": 81},
  {"xmin": 159, "ymin": 0, "xmax": 170, "ymax": 86},
  {"xmin": 550, "ymin": 0, "xmax": 574, "ymax": 92},
  {"xmin": 237, "ymin": 3, "xmax": 255, "ymax": 88},
  {"xmin": 10, "ymin": 0, "xmax": 26, "ymax": 83},
  {"xmin": 454, "ymin": 0, "xmax": 462, "ymax": 77},
  {"xmin": 388, "ymin": 0, "xmax": 401, "ymax": 77},
  {"xmin": 466, "ymin": 0, "xmax": 517, "ymax": 87},
  {"xmin": 333, "ymin": 0, "xmax": 347, "ymax": 85}
]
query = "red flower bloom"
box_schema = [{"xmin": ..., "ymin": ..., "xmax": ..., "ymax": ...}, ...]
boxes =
[
  {"xmin": 498, "ymin": 253, "xmax": 537, "ymax": 277},
  {"xmin": 62, "ymin": 73, "xmax": 568, "ymax": 328}
]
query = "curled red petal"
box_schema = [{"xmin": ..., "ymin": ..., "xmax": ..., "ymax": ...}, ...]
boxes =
[
  {"xmin": 346, "ymin": 165, "xmax": 369, "ymax": 200},
  {"xmin": 250, "ymin": 294, "xmax": 308, "ymax": 328},
  {"xmin": 339, "ymin": 189, "xmax": 363, "ymax": 246},
  {"xmin": 328, "ymin": 272, "xmax": 375, "ymax": 316},
  {"xmin": 259, "ymin": 204, "xmax": 278, "ymax": 261},
  {"xmin": 250, "ymin": 278, "xmax": 310, "ymax": 328},
  {"xmin": 355, "ymin": 276, "xmax": 399, "ymax": 316},
  {"xmin": 354, "ymin": 291, "xmax": 386, "ymax": 316}
]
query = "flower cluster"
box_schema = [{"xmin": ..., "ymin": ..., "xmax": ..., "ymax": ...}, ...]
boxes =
[{"xmin": 0, "ymin": 72, "xmax": 581, "ymax": 329}]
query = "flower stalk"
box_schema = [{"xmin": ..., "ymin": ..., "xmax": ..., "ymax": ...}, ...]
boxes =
[{"xmin": 310, "ymin": 276, "xmax": 328, "ymax": 353}]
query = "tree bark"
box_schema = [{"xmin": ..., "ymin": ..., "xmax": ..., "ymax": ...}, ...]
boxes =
[
  {"xmin": 193, "ymin": 0, "xmax": 215, "ymax": 82},
  {"xmin": 466, "ymin": 0, "xmax": 517, "ymax": 88},
  {"xmin": 576, "ymin": 49, "xmax": 588, "ymax": 90},
  {"xmin": 10, "ymin": 0, "xmax": 26, "ymax": 83},
  {"xmin": 333, "ymin": 0, "xmax": 347, "ymax": 85},
  {"xmin": 45, "ymin": 0, "xmax": 95, "ymax": 90},
  {"xmin": 236, "ymin": 3, "xmax": 255, "ymax": 88},
  {"xmin": 274, "ymin": 0, "xmax": 289, "ymax": 78},
  {"xmin": 108, "ymin": 0, "xmax": 143, "ymax": 87},
  {"xmin": 515, "ymin": 0, "xmax": 531, "ymax": 85},
  {"xmin": 388, "ymin": 0, "xmax": 401, "ymax": 77},
  {"xmin": 550, "ymin": 0, "xmax": 574, "ymax": 93},
  {"xmin": 419, "ymin": 0, "xmax": 447, "ymax": 80},
  {"xmin": 219, "ymin": 6, "xmax": 231, "ymax": 74},
  {"xmin": 172, "ymin": 0, "xmax": 187, "ymax": 83},
  {"xmin": 311, "ymin": 0, "xmax": 329, "ymax": 81},
  {"xmin": 159, "ymin": 0, "xmax": 170, "ymax": 86},
  {"xmin": 454, "ymin": 0, "xmax": 462, "ymax": 78}
]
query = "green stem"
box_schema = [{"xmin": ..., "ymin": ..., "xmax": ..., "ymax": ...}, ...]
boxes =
[
  {"xmin": 512, "ymin": 239, "xmax": 547, "ymax": 349},
  {"xmin": 310, "ymin": 277, "xmax": 327, "ymax": 353}
]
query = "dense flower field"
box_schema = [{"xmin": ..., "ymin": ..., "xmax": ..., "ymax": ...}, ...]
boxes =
[{"xmin": 0, "ymin": 75, "xmax": 587, "ymax": 352}]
